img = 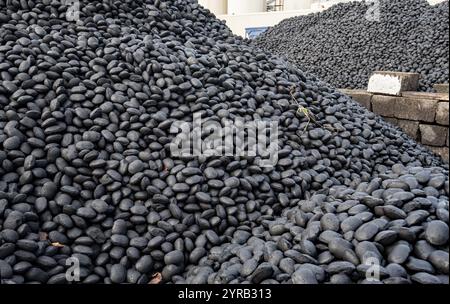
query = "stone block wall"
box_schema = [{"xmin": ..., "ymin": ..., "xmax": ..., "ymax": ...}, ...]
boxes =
[{"xmin": 340, "ymin": 89, "xmax": 449, "ymax": 163}]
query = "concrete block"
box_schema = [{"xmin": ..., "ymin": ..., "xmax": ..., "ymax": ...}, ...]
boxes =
[
  {"xmin": 338, "ymin": 89, "xmax": 373, "ymax": 111},
  {"xmin": 436, "ymin": 102, "xmax": 449, "ymax": 126},
  {"xmin": 434, "ymin": 83, "xmax": 449, "ymax": 94},
  {"xmin": 348, "ymin": 90, "xmax": 373, "ymax": 110},
  {"xmin": 397, "ymin": 119, "xmax": 419, "ymax": 140},
  {"xmin": 368, "ymin": 71, "xmax": 419, "ymax": 96},
  {"xmin": 372, "ymin": 95, "xmax": 398, "ymax": 117},
  {"xmin": 426, "ymin": 146, "xmax": 449, "ymax": 163},
  {"xmin": 384, "ymin": 117, "xmax": 399, "ymax": 126},
  {"xmin": 395, "ymin": 98, "xmax": 437, "ymax": 122},
  {"xmin": 402, "ymin": 91, "xmax": 449, "ymax": 102},
  {"xmin": 420, "ymin": 124, "xmax": 448, "ymax": 146}
]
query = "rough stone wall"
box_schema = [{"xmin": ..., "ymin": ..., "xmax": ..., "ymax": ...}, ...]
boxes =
[{"xmin": 340, "ymin": 89, "xmax": 449, "ymax": 163}]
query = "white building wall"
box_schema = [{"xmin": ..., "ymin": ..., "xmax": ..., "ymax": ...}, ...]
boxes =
[
  {"xmin": 227, "ymin": 0, "xmax": 267, "ymax": 15},
  {"xmin": 198, "ymin": 0, "xmax": 228, "ymax": 15},
  {"xmin": 284, "ymin": 0, "xmax": 313, "ymax": 11},
  {"xmin": 310, "ymin": 0, "xmax": 362, "ymax": 10},
  {"xmin": 219, "ymin": 9, "xmax": 320, "ymax": 37},
  {"xmin": 205, "ymin": 0, "xmax": 448, "ymax": 37}
]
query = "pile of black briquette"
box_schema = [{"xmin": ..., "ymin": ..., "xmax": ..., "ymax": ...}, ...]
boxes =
[
  {"xmin": 254, "ymin": 0, "xmax": 449, "ymax": 92},
  {"xmin": 0, "ymin": 0, "xmax": 448, "ymax": 284}
]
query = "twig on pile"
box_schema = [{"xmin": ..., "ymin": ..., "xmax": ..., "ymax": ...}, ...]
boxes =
[{"xmin": 289, "ymin": 86, "xmax": 336, "ymax": 134}]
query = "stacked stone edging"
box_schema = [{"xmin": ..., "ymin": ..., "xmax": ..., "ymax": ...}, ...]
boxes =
[{"xmin": 341, "ymin": 89, "xmax": 449, "ymax": 162}]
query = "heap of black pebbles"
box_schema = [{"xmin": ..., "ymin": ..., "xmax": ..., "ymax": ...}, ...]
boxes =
[
  {"xmin": 0, "ymin": 0, "xmax": 448, "ymax": 284},
  {"xmin": 255, "ymin": 0, "xmax": 449, "ymax": 92}
]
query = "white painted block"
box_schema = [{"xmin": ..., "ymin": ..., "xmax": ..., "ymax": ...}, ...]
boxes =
[{"xmin": 367, "ymin": 71, "xmax": 419, "ymax": 96}]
